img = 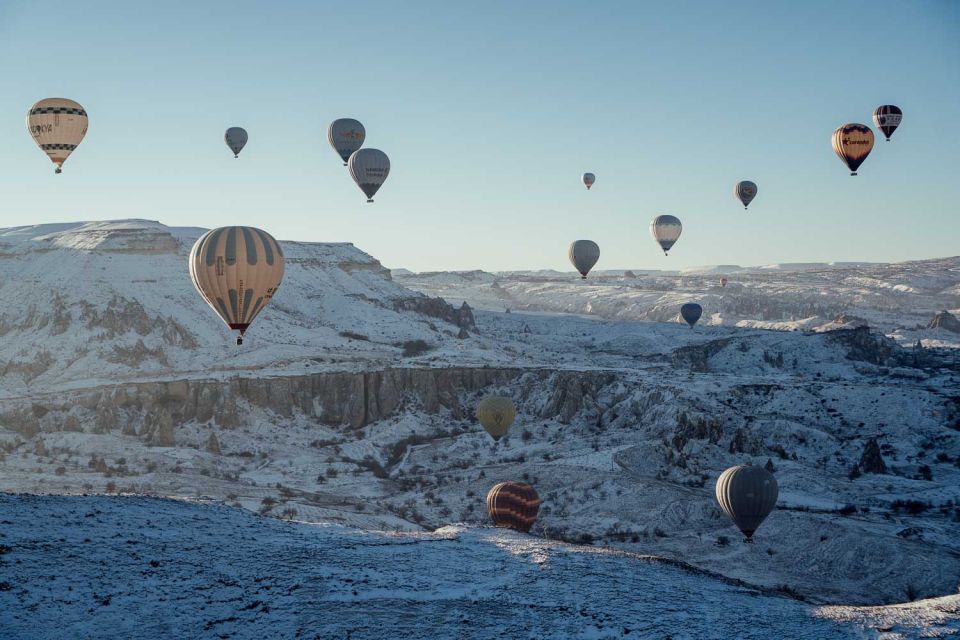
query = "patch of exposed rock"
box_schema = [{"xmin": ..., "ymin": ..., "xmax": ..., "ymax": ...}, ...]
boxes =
[
  {"xmin": 393, "ymin": 297, "xmax": 476, "ymax": 330},
  {"xmin": 927, "ymin": 310, "xmax": 960, "ymax": 334},
  {"xmin": 671, "ymin": 338, "xmax": 733, "ymax": 373},
  {"xmin": 859, "ymin": 438, "xmax": 887, "ymax": 474}
]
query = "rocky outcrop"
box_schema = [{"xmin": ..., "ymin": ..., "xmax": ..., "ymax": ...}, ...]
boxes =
[
  {"xmin": 0, "ymin": 366, "xmax": 627, "ymax": 447},
  {"xmin": 671, "ymin": 339, "xmax": 733, "ymax": 373},
  {"xmin": 206, "ymin": 432, "xmax": 221, "ymax": 455},
  {"xmin": 927, "ymin": 310, "xmax": 960, "ymax": 334},
  {"xmin": 541, "ymin": 372, "xmax": 612, "ymax": 424},
  {"xmin": 859, "ymin": 438, "xmax": 887, "ymax": 474},
  {"xmin": 393, "ymin": 297, "xmax": 476, "ymax": 330},
  {"xmin": 827, "ymin": 326, "xmax": 896, "ymax": 366}
]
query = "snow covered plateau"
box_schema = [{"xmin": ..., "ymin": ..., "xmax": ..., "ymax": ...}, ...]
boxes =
[{"xmin": 1, "ymin": 220, "xmax": 959, "ymax": 638}]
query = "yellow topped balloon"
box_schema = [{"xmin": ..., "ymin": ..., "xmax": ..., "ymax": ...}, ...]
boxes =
[{"xmin": 476, "ymin": 396, "xmax": 516, "ymax": 441}]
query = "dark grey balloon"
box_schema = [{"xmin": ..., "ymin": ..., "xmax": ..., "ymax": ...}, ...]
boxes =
[
  {"xmin": 680, "ymin": 303, "xmax": 702, "ymax": 327},
  {"xmin": 225, "ymin": 127, "xmax": 248, "ymax": 158},
  {"xmin": 715, "ymin": 465, "xmax": 778, "ymax": 540},
  {"xmin": 568, "ymin": 240, "xmax": 600, "ymax": 279}
]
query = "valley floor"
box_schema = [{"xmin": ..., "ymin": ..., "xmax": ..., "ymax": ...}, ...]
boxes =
[{"xmin": 1, "ymin": 495, "xmax": 958, "ymax": 640}]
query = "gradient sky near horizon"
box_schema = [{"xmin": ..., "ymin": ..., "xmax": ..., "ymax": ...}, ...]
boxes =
[{"xmin": 0, "ymin": 0, "xmax": 958, "ymax": 272}]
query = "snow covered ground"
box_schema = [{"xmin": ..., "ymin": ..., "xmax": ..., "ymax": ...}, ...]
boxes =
[
  {"xmin": 1, "ymin": 220, "xmax": 959, "ymax": 629},
  {"xmin": 393, "ymin": 257, "xmax": 960, "ymax": 349},
  {"xmin": 1, "ymin": 494, "xmax": 958, "ymax": 640}
]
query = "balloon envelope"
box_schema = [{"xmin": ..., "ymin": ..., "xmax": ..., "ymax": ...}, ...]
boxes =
[
  {"xmin": 26, "ymin": 98, "xmax": 88, "ymax": 173},
  {"xmin": 189, "ymin": 227, "xmax": 285, "ymax": 341},
  {"xmin": 486, "ymin": 482, "xmax": 540, "ymax": 532},
  {"xmin": 476, "ymin": 396, "xmax": 516, "ymax": 441},
  {"xmin": 568, "ymin": 240, "xmax": 600, "ymax": 279},
  {"xmin": 872, "ymin": 105, "xmax": 902, "ymax": 141},
  {"xmin": 328, "ymin": 118, "xmax": 366, "ymax": 165},
  {"xmin": 650, "ymin": 215, "xmax": 682, "ymax": 255},
  {"xmin": 715, "ymin": 465, "xmax": 778, "ymax": 540},
  {"xmin": 680, "ymin": 303, "xmax": 702, "ymax": 327},
  {"xmin": 832, "ymin": 124, "xmax": 875, "ymax": 175},
  {"xmin": 735, "ymin": 181, "xmax": 757, "ymax": 209},
  {"xmin": 582, "ymin": 172, "xmax": 596, "ymax": 190},
  {"xmin": 348, "ymin": 148, "xmax": 390, "ymax": 202},
  {"xmin": 225, "ymin": 127, "xmax": 248, "ymax": 157},
  {"xmin": 720, "ymin": 277, "xmax": 728, "ymax": 287}
]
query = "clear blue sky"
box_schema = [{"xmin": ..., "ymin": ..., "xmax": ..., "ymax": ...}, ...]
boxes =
[{"xmin": 1, "ymin": 0, "xmax": 957, "ymax": 272}]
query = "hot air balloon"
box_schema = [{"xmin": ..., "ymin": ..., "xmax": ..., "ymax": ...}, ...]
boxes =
[
  {"xmin": 328, "ymin": 118, "xmax": 366, "ymax": 165},
  {"xmin": 720, "ymin": 277, "xmax": 728, "ymax": 288},
  {"xmin": 476, "ymin": 396, "xmax": 516, "ymax": 441},
  {"xmin": 582, "ymin": 173, "xmax": 596, "ymax": 190},
  {"xmin": 650, "ymin": 215, "xmax": 682, "ymax": 255},
  {"xmin": 26, "ymin": 98, "xmax": 88, "ymax": 174},
  {"xmin": 735, "ymin": 181, "xmax": 757, "ymax": 209},
  {"xmin": 568, "ymin": 240, "xmax": 600, "ymax": 279},
  {"xmin": 224, "ymin": 127, "xmax": 248, "ymax": 158},
  {"xmin": 680, "ymin": 303, "xmax": 702, "ymax": 327},
  {"xmin": 189, "ymin": 227, "xmax": 285, "ymax": 345},
  {"xmin": 872, "ymin": 105, "xmax": 902, "ymax": 141},
  {"xmin": 832, "ymin": 124, "xmax": 875, "ymax": 176},
  {"xmin": 348, "ymin": 148, "xmax": 390, "ymax": 202},
  {"xmin": 715, "ymin": 464, "xmax": 778, "ymax": 541},
  {"xmin": 486, "ymin": 482, "xmax": 540, "ymax": 533}
]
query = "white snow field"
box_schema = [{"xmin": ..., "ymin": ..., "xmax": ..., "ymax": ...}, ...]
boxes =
[
  {"xmin": 1, "ymin": 220, "xmax": 959, "ymax": 634},
  {"xmin": 0, "ymin": 495, "xmax": 958, "ymax": 640},
  {"xmin": 393, "ymin": 258, "xmax": 960, "ymax": 349}
]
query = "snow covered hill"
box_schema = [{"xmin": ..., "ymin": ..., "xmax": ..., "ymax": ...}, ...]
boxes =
[
  {"xmin": 0, "ymin": 220, "xmax": 481, "ymax": 394},
  {"xmin": 1, "ymin": 495, "xmax": 958, "ymax": 640},
  {"xmin": 393, "ymin": 257, "xmax": 960, "ymax": 348}
]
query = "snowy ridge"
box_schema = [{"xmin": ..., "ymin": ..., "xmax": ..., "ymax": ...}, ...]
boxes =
[
  {"xmin": 0, "ymin": 220, "xmax": 484, "ymax": 394},
  {"xmin": 395, "ymin": 256, "xmax": 960, "ymax": 347}
]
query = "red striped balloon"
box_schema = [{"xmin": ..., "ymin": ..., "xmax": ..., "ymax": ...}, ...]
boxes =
[{"xmin": 486, "ymin": 482, "xmax": 540, "ymax": 533}]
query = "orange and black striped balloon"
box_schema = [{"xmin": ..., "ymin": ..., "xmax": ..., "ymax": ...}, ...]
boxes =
[
  {"xmin": 831, "ymin": 123, "xmax": 875, "ymax": 176},
  {"xmin": 486, "ymin": 482, "xmax": 540, "ymax": 533}
]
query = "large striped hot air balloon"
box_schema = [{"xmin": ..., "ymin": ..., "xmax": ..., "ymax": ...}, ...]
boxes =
[
  {"xmin": 486, "ymin": 482, "xmax": 540, "ymax": 533},
  {"xmin": 650, "ymin": 215, "xmax": 682, "ymax": 255},
  {"xmin": 476, "ymin": 396, "xmax": 516, "ymax": 441},
  {"xmin": 328, "ymin": 118, "xmax": 365, "ymax": 165},
  {"xmin": 26, "ymin": 98, "xmax": 88, "ymax": 174},
  {"xmin": 581, "ymin": 172, "xmax": 596, "ymax": 190},
  {"xmin": 832, "ymin": 124, "xmax": 875, "ymax": 176},
  {"xmin": 348, "ymin": 148, "xmax": 390, "ymax": 202},
  {"xmin": 735, "ymin": 180, "xmax": 757, "ymax": 209},
  {"xmin": 715, "ymin": 465, "xmax": 778, "ymax": 541},
  {"xmin": 225, "ymin": 127, "xmax": 248, "ymax": 158},
  {"xmin": 568, "ymin": 240, "xmax": 600, "ymax": 279},
  {"xmin": 189, "ymin": 227, "xmax": 285, "ymax": 345},
  {"xmin": 872, "ymin": 105, "xmax": 902, "ymax": 141}
]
